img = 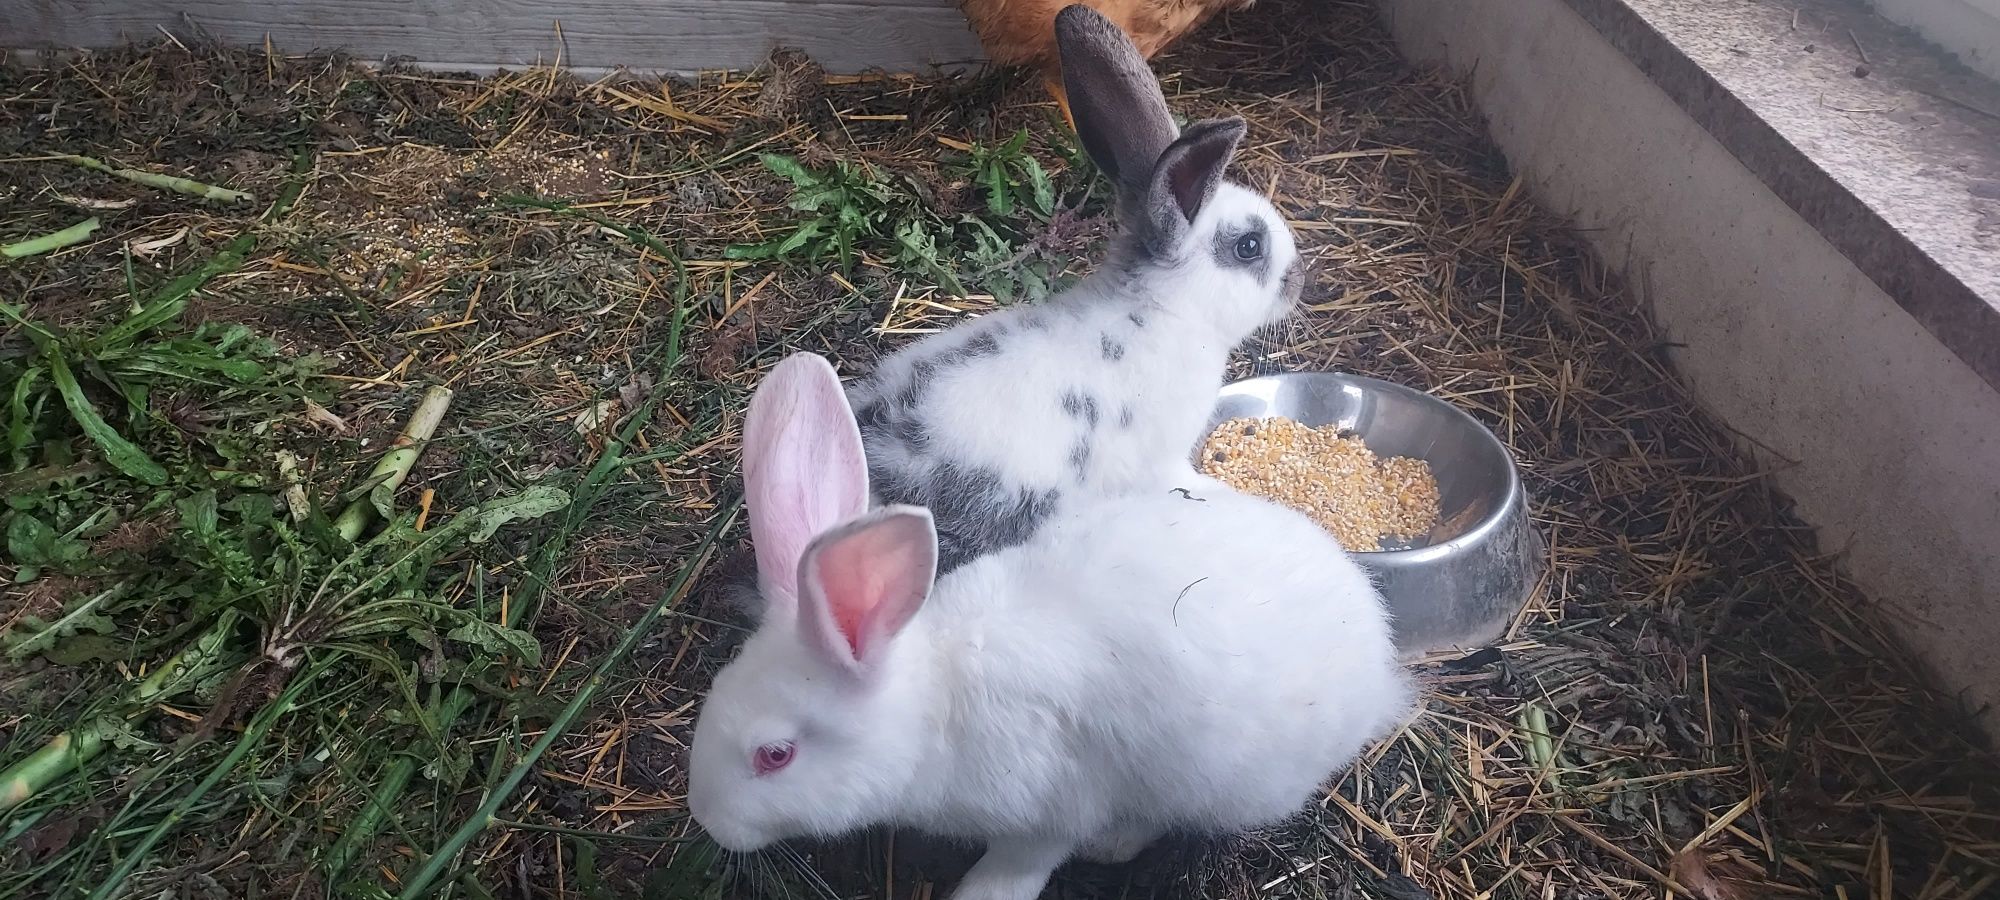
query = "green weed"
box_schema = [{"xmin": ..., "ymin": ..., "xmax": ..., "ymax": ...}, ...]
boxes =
[
  {"xmin": 725, "ymin": 153, "xmax": 969, "ymax": 293},
  {"xmin": 961, "ymin": 129, "xmax": 1056, "ymax": 222},
  {"xmin": 725, "ymin": 154, "xmax": 897, "ymax": 272},
  {"xmin": 726, "ymin": 135, "xmax": 1087, "ymax": 303},
  {"xmin": 0, "ymin": 177, "xmax": 584, "ymax": 898}
]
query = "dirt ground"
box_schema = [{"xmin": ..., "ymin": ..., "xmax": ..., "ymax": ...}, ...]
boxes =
[{"xmin": 3, "ymin": 0, "xmax": 1998, "ymax": 897}]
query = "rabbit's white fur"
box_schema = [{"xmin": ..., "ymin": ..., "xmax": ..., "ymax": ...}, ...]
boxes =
[{"xmin": 690, "ymin": 485, "xmax": 1410, "ymax": 900}]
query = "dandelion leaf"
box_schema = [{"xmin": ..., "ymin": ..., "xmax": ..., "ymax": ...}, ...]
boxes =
[{"xmin": 460, "ymin": 485, "xmax": 571, "ymax": 544}]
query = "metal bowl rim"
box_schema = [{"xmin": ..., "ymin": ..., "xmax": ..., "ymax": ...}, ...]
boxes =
[{"xmin": 1216, "ymin": 371, "xmax": 1526, "ymax": 561}]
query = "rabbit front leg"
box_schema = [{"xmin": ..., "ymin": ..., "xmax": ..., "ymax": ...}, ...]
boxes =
[
  {"xmin": 1077, "ymin": 822, "xmax": 1161, "ymax": 864},
  {"xmin": 949, "ymin": 836, "xmax": 1074, "ymax": 900}
]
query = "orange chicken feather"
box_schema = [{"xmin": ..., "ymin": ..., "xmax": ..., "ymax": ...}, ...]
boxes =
[{"xmin": 958, "ymin": 0, "xmax": 1253, "ymax": 126}]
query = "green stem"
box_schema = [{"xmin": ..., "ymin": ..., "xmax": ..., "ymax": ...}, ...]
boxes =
[
  {"xmin": 0, "ymin": 732, "xmax": 102, "ymax": 814},
  {"xmin": 2, "ymin": 218, "xmax": 100, "ymax": 259},
  {"xmin": 60, "ymin": 154, "xmax": 252, "ymax": 204},
  {"xmin": 391, "ymin": 498, "xmax": 742, "ymax": 900},
  {"xmin": 1518, "ymin": 702, "xmax": 1561, "ymax": 791},
  {"xmin": 332, "ymin": 385, "xmax": 455, "ymax": 542},
  {"xmin": 0, "ymin": 610, "xmax": 239, "ymax": 815}
]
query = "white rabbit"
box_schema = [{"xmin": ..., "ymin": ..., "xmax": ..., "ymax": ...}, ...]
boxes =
[
  {"xmin": 691, "ymin": 352, "xmax": 1411, "ymax": 900},
  {"xmin": 843, "ymin": 4, "xmax": 1304, "ymax": 577}
]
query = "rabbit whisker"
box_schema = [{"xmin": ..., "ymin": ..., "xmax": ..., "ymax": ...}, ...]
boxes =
[
  {"xmin": 777, "ymin": 842, "xmax": 843, "ymax": 900},
  {"xmin": 757, "ymin": 851, "xmax": 788, "ymax": 900},
  {"xmin": 1247, "ymin": 318, "xmax": 1291, "ymax": 376}
]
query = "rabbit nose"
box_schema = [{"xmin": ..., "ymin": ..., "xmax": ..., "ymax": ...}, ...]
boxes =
[{"xmin": 1280, "ymin": 259, "xmax": 1304, "ymax": 305}]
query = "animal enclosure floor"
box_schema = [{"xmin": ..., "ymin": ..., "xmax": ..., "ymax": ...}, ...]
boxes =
[{"xmin": 2, "ymin": 0, "xmax": 1996, "ymax": 897}]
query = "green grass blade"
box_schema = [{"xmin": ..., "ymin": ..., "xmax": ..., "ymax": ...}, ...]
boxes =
[
  {"xmin": 6, "ymin": 365, "xmax": 44, "ymax": 470},
  {"xmin": 84, "ymin": 653, "xmax": 336, "ymax": 900},
  {"xmin": 320, "ymin": 686, "xmax": 477, "ymax": 881},
  {"xmin": 43, "ymin": 346, "xmax": 167, "ymax": 485},
  {"xmin": 390, "ymin": 498, "xmax": 742, "ymax": 900},
  {"xmin": 414, "ymin": 238, "xmax": 691, "ymax": 887},
  {"xmin": 326, "ymin": 208, "xmax": 693, "ymax": 887}
]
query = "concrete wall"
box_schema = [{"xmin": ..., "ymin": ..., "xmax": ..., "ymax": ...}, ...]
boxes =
[{"xmin": 1376, "ymin": 0, "xmax": 2000, "ymax": 733}]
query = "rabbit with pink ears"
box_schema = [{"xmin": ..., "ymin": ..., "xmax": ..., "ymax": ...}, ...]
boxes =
[
  {"xmin": 840, "ymin": 5, "xmax": 1305, "ymax": 580},
  {"xmin": 689, "ymin": 352, "xmax": 1412, "ymax": 900}
]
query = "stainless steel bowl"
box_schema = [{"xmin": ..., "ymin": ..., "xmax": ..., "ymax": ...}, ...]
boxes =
[{"xmin": 1207, "ymin": 372, "xmax": 1543, "ymax": 657}]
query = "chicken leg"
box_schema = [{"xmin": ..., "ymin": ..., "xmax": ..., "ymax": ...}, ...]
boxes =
[{"xmin": 1042, "ymin": 69, "xmax": 1077, "ymax": 131}]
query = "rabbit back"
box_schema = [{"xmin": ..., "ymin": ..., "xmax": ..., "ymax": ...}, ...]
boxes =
[{"xmin": 894, "ymin": 485, "xmax": 1409, "ymax": 839}]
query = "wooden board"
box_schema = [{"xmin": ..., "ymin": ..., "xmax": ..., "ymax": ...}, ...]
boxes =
[{"xmin": 2, "ymin": 0, "xmax": 989, "ymax": 74}]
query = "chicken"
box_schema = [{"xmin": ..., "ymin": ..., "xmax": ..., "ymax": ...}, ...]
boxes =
[{"xmin": 958, "ymin": 0, "xmax": 1253, "ymax": 127}]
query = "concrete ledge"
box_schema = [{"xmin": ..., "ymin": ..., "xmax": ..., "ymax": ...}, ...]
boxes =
[
  {"xmin": 1375, "ymin": 0, "xmax": 2000, "ymax": 736},
  {"xmin": 1566, "ymin": 0, "xmax": 2000, "ymax": 394}
]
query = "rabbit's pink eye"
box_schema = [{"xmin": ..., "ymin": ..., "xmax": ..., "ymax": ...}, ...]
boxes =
[{"xmin": 752, "ymin": 742, "xmax": 795, "ymax": 776}]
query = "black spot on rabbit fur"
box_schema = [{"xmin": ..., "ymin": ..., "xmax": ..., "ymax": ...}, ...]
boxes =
[
  {"xmin": 1100, "ymin": 333, "xmax": 1126, "ymax": 361},
  {"xmin": 1118, "ymin": 405, "xmax": 1135, "ymax": 428},
  {"xmin": 855, "ymin": 400, "xmax": 890, "ymax": 431},
  {"xmin": 871, "ymin": 460, "xmax": 1060, "ymax": 575},
  {"xmin": 932, "ymin": 331, "xmax": 1001, "ymax": 366},
  {"xmin": 894, "ymin": 373, "xmax": 926, "ymax": 409},
  {"xmin": 962, "ymin": 331, "xmax": 1003, "ymax": 358},
  {"xmin": 892, "ymin": 415, "xmax": 930, "ymax": 452},
  {"xmin": 1061, "ymin": 390, "xmax": 1101, "ymax": 427},
  {"xmin": 1127, "ymin": 310, "xmax": 1148, "ymax": 328},
  {"xmin": 1069, "ymin": 439, "xmax": 1092, "ymax": 477},
  {"xmin": 888, "ymin": 332, "xmax": 1003, "ymax": 411}
]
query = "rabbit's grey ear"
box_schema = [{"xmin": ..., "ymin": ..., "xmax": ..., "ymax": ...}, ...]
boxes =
[
  {"xmin": 1135, "ymin": 117, "xmax": 1246, "ymax": 254},
  {"xmin": 1056, "ymin": 5, "xmax": 1177, "ymax": 190}
]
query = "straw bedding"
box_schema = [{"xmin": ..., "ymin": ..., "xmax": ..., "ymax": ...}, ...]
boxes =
[{"xmin": 1, "ymin": 0, "xmax": 1994, "ymax": 896}]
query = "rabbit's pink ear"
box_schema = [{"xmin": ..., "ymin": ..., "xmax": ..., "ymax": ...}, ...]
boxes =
[
  {"xmin": 796, "ymin": 506, "xmax": 937, "ymax": 672},
  {"xmin": 742, "ymin": 353, "xmax": 870, "ymax": 614}
]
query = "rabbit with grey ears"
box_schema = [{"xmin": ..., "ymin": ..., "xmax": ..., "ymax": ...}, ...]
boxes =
[
  {"xmin": 843, "ymin": 4, "xmax": 1305, "ymax": 578},
  {"xmin": 691, "ymin": 352, "xmax": 1410, "ymax": 900}
]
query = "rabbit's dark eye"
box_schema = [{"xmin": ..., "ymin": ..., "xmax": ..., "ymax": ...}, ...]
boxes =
[
  {"xmin": 752, "ymin": 742, "xmax": 795, "ymax": 776},
  {"xmin": 1233, "ymin": 234, "xmax": 1263, "ymax": 261}
]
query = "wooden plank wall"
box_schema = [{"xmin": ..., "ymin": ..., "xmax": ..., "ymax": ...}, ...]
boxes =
[{"xmin": 2, "ymin": 0, "xmax": 989, "ymax": 74}]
